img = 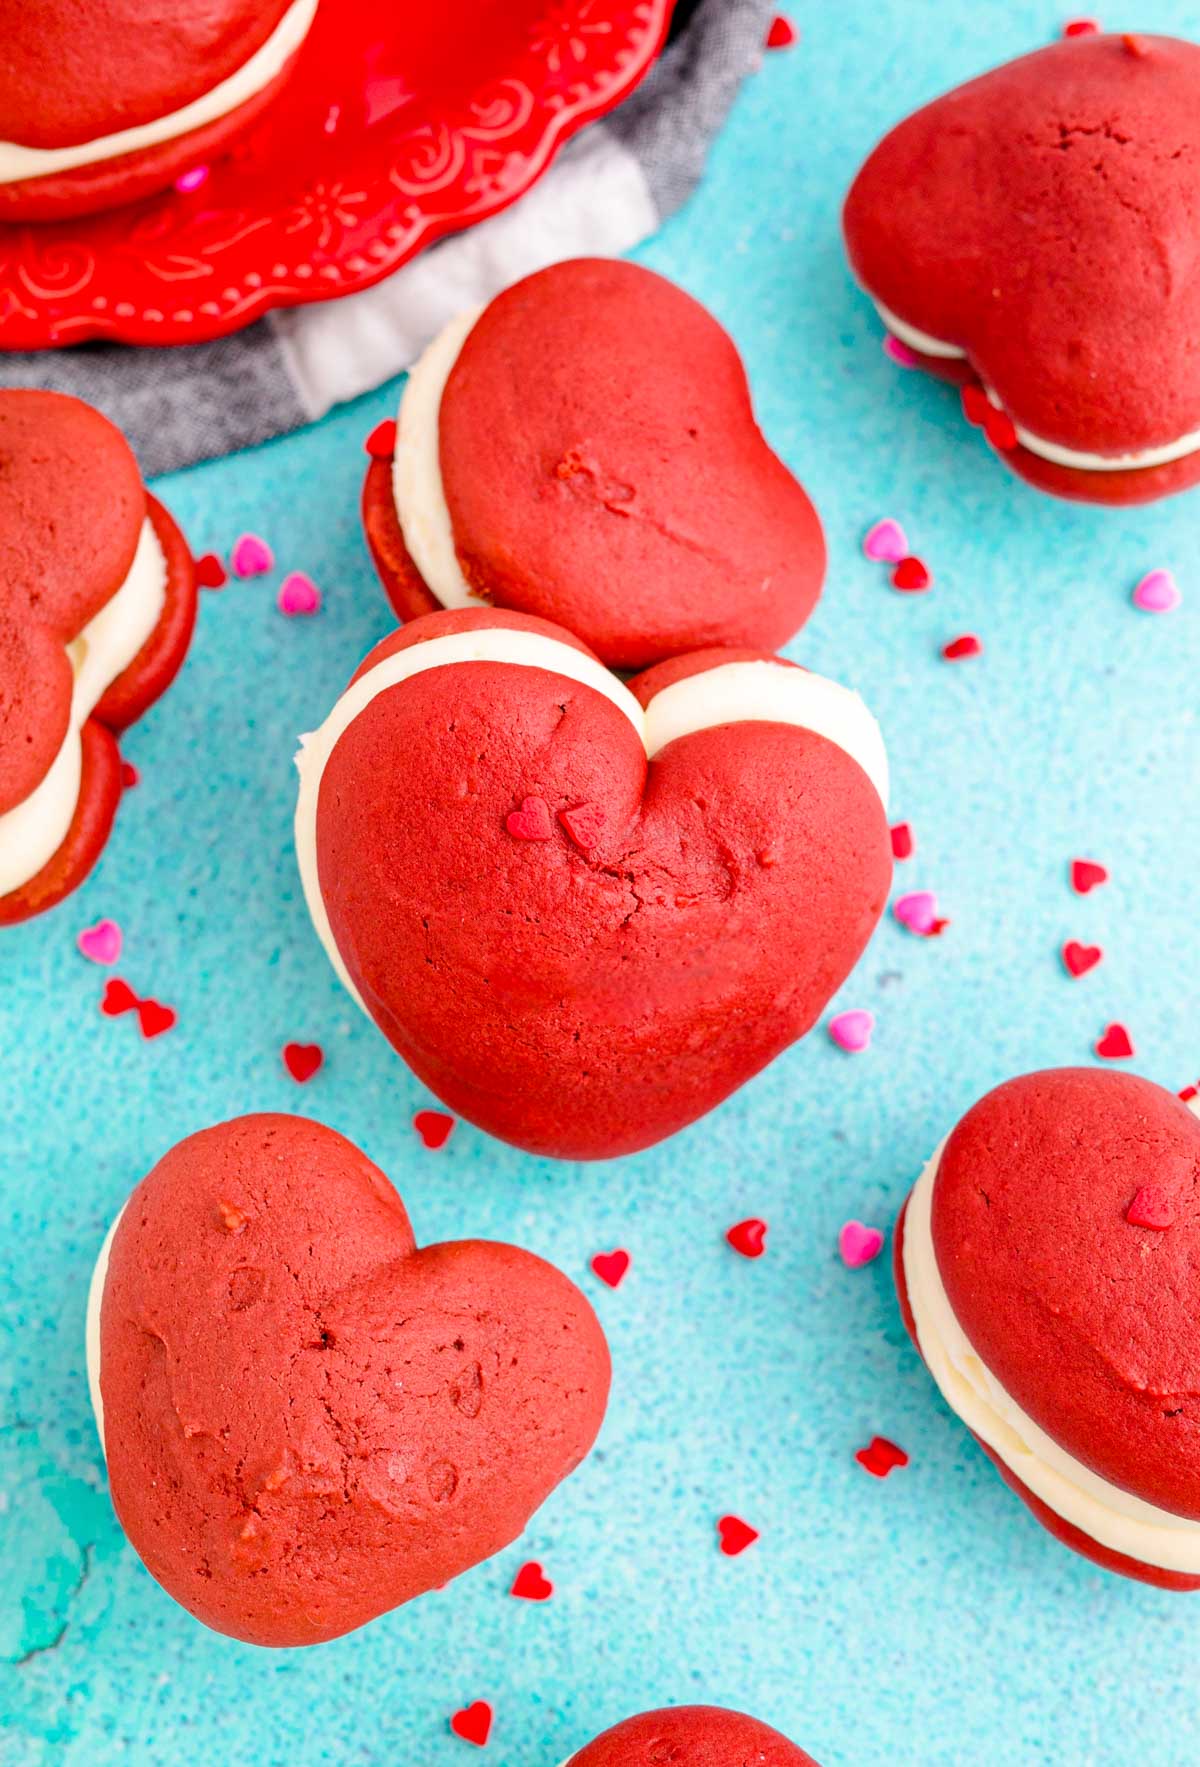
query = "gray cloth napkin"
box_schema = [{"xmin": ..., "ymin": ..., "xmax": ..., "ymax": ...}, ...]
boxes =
[{"xmin": 2, "ymin": 0, "xmax": 775, "ymax": 475}]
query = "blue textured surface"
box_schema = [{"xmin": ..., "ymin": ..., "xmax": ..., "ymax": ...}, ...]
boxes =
[{"xmin": 6, "ymin": 3, "xmax": 1200, "ymax": 1762}]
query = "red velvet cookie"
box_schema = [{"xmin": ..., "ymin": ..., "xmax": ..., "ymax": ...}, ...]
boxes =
[
  {"xmin": 0, "ymin": 389, "xmax": 197, "ymax": 925},
  {"xmin": 895, "ymin": 1069, "xmax": 1200, "ymax": 1588},
  {"xmin": 88, "ymin": 1113, "xmax": 610, "ymax": 1647},
  {"xmin": 295, "ymin": 606, "xmax": 891, "ymax": 1160},
  {"xmin": 362, "ymin": 258, "xmax": 827, "ymax": 669},
  {"xmin": 569, "ymin": 1706, "xmax": 819, "ymax": 1765},
  {"xmin": 0, "ymin": 0, "xmax": 316, "ymax": 220},
  {"xmin": 844, "ymin": 34, "xmax": 1200, "ymax": 504}
]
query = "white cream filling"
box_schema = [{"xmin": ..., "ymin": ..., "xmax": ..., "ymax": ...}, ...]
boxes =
[
  {"xmin": 392, "ymin": 308, "xmax": 485, "ymax": 610},
  {"xmin": 905, "ymin": 1140, "xmax": 1200, "ymax": 1574},
  {"xmin": 85, "ymin": 1206, "xmax": 123, "ymax": 1457},
  {"xmin": 0, "ymin": 518, "xmax": 166, "ymax": 897},
  {"xmin": 0, "ymin": 0, "xmax": 318, "ymax": 184},
  {"xmin": 874, "ymin": 299, "xmax": 1200, "ymax": 472},
  {"xmin": 294, "ymin": 637, "xmax": 887, "ymax": 1014}
]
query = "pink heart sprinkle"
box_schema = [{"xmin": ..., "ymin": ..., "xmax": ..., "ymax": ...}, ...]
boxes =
[
  {"xmin": 863, "ymin": 519, "xmax": 909, "ymax": 564},
  {"xmin": 1132, "ymin": 569, "xmax": 1181, "ymax": 614},
  {"xmin": 277, "ymin": 572, "xmax": 321, "ymax": 616},
  {"xmin": 77, "ymin": 918, "xmax": 122, "ymax": 965},
  {"xmin": 883, "ymin": 335, "xmax": 919, "ymax": 368},
  {"xmin": 839, "ymin": 1220, "xmax": 884, "ymax": 1268},
  {"xmin": 829, "ymin": 1008, "xmax": 874, "ymax": 1053},
  {"xmin": 893, "ymin": 890, "xmax": 939, "ymax": 935},
  {"xmin": 230, "ymin": 533, "xmax": 274, "ymax": 578}
]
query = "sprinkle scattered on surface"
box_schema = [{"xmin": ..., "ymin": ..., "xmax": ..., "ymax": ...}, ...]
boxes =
[
  {"xmin": 839, "ymin": 1221, "xmax": 884, "ymax": 1268},
  {"xmin": 1061, "ymin": 940, "xmax": 1102, "ymax": 979},
  {"xmin": 829, "ymin": 1008, "xmax": 874, "ymax": 1053},
  {"xmin": 716, "ymin": 1514, "xmax": 760, "ymax": 1556},
  {"xmin": 890, "ymin": 821, "xmax": 914, "ymax": 861},
  {"xmin": 277, "ymin": 572, "xmax": 321, "ymax": 616},
  {"xmin": 891, "ymin": 555, "xmax": 931, "ymax": 593},
  {"xmin": 856, "ymin": 1437, "xmax": 909, "ymax": 1478},
  {"xmin": 1071, "ymin": 858, "xmax": 1109, "ymax": 895},
  {"xmin": 1132, "ymin": 569, "xmax": 1181, "ymax": 614},
  {"xmin": 1095, "ymin": 1022, "xmax": 1134, "ymax": 1060},
  {"xmin": 77, "ymin": 919, "xmax": 122, "ymax": 966},
  {"xmin": 413, "ymin": 1109, "xmax": 455, "ymax": 1150},
  {"xmin": 863, "ymin": 518, "xmax": 908, "ymax": 564},
  {"xmin": 942, "ymin": 633, "xmax": 983, "ymax": 661},
  {"xmin": 726, "ymin": 1218, "xmax": 768, "ymax": 1258},
  {"xmin": 450, "ymin": 1702, "xmax": 493, "ymax": 1749},
  {"xmin": 509, "ymin": 1561, "xmax": 553, "ymax": 1601},
  {"xmin": 282, "ymin": 1042, "xmax": 323, "ymax": 1083},
  {"xmin": 590, "ymin": 1248, "xmax": 630, "ymax": 1289},
  {"xmin": 229, "ymin": 533, "xmax": 274, "ymax": 578},
  {"xmin": 1126, "ymin": 1186, "xmax": 1174, "ymax": 1230}
]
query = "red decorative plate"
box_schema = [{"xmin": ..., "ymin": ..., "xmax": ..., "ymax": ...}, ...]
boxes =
[{"xmin": 0, "ymin": 0, "xmax": 672, "ymax": 350}]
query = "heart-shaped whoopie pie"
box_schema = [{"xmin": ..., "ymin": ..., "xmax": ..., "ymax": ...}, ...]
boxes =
[
  {"xmin": 295, "ymin": 607, "xmax": 891, "ymax": 1160},
  {"xmin": 0, "ymin": 389, "xmax": 196, "ymax": 925},
  {"xmin": 87, "ymin": 1113, "xmax": 610, "ymax": 1646},
  {"xmin": 568, "ymin": 1706, "xmax": 819, "ymax": 1766},
  {"xmin": 0, "ymin": 0, "xmax": 318, "ymax": 220},
  {"xmin": 896, "ymin": 1069, "xmax": 1200, "ymax": 1589},
  {"xmin": 362, "ymin": 257, "xmax": 827, "ymax": 669},
  {"xmin": 844, "ymin": 33, "xmax": 1200, "ymax": 504}
]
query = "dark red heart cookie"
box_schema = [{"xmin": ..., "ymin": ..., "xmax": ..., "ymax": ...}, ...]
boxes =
[
  {"xmin": 844, "ymin": 34, "xmax": 1200, "ymax": 504},
  {"xmin": 88, "ymin": 1113, "xmax": 610, "ymax": 1646},
  {"xmin": 0, "ymin": 389, "xmax": 197, "ymax": 925},
  {"xmin": 0, "ymin": 0, "xmax": 315, "ymax": 220},
  {"xmin": 296, "ymin": 607, "xmax": 891, "ymax": 1159},
  {"xmin": 895, "ymin": 1068, "xmax": 1200, "ymax": 1588},
  {"xmin": 362, "ymin": 258, "xmax": 827, "ymax": 669},
  {"xmin": 569, "ymin": 1706, "xmax": 819, "ymax": 1766}
]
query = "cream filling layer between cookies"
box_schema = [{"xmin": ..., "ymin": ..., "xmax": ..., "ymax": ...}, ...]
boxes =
[
  {"xmin": 391, "ymin": 307, "xmax": 485, "ymax": 609},
  {"xmin": 0, "ymin": 0, "xmax": 318, "ymax": 183},
  {"xmin": 875, "ymin": 300, "xmax": 1200, "ymax": 472},
  {"xmin": 85, "ymin": 1208, "xmax": 123, "ymax": 1455},
  {"xmin": 904, "ymin": 1140, "xmax": 1200, "ymax": 1574},
  {"xmin": 294, "ymin": 633, "xmax": 888, "ymax": 1014},
  {"xmin": 0, "ymin": 519, "xmax": 166, "ymax": 897}
]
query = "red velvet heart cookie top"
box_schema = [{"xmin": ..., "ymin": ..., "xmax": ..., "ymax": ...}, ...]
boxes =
[
  {"xmin": 844, "ymin": 35, "xmax": 1200, "ymax": 455},
  {"xmin": 95, "ymin": 1113, "xmax": 610, "ymax": 1646},
  {"xmin": 570, "ymin": 1706, "xmax": 819, "ymax": 1766},
  {"xmin": 0, "ymin": 390, "xmax": 146, "ymax": 816},
  {"xmin": 437, "ymin": 258, "xmax": 826, "ymax": 668},
  {"xmin": 306, "ymin": 607, "xmax": 890, "ymax": 1159},
  {"xmin": 0, "ymin": 0, "xmax": 296, "ymax": 148},
  {"xmin": 933, "ymin": 1069, "xmax": 1200, "ymax": 1516}
]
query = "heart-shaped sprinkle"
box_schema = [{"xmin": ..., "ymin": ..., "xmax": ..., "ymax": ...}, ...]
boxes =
[
  {"xmin": 716, "ymin": 1514, "xmax": 759, "ymax": 1556},
  {"xmin": 726, "ymin": 1218, "xmax": 767, "ymax": 1258},
  {"xmin": 889, "ymin": 821, "xmax": 914, "ymax": 861},
  {"xmin": 1062, "ymin": 940, "xmax": 1102, "ymax": 979},
  {"xmin": 194, "ymin": 552, "xmax": 228, "ymax": 589},
  {"xmin": 765, "ymin": 14, "xmax": 796, "ymax": 48},
  {"xmin": 891, "ymin": 555, "xmax": 931, "ymax": 593},
  {"xmin": 137, "ymin": 998, "xmax": 177, "ymax": 1040},
  {"xmin": 893, "ymin": 891, "xmax": 947, "ymax": 936},
  {"xmin": 413, "ymin": 1109, "xmax": 455, "ymax": 1150},
  {"xmin": 1064, "ymin": 17, "xmax": 1100, "ymax": 35},
  {"xmin": 282, "ymin": 1042, "xmax": 323, "ymax": 1083},
  {"xmin": 364, "ymin": 418, "xmax": 397, "ymax": 459},
  {"xmin": 828, "ymin": 1008, "xmax": 874, "ymax": 1053},
  {"xmin": 839, "ymin": 1220, "xmax": 884, "ymax": 1268},
  {"xmin": 942, "ymin": 633, "xmax": 983, "ymax": 661},
  {"xmin": 883, "ymin": 335, "xmax": 919, "ymax": 368},
  {"xmin": 591, "ymin": 1249, "xmax": 630, "ymax": 1289},
  {"xmin": 1132, "ymin": 568, "xmax": 1181, "ymax": 614},
  {"xmin": 230, "ymin": 533, "xmax": 274, "ymax": 578},
  {"xmin": 1180, "ymin": 1082, "xmax": 1199, "ymax": 1103},
  {"xmin": 984, "ymin": 407, "xmax": 1017, "ymax": 451},
  {"xmin": 450, "ymin": 1702, "xmax": 493, "ymax": 1748},
  {"xmin": 506, "ymin": 795, "xmax": 554, "ymax": 841},
  {"xmin": 961, "ymin": 384, "xmax": 991, "ymax": 428},
  {"xmin": 856, "ymin": 1436, "xmax": 908, "ymax": 1478},
  {"xmin": 559, "ymin": 801, "xmax": 605, "ymax": 851},
  {"xmin": 100, "ymin": 977, "xmax": 139, "ymax": 1017},
  {"xmin": 863, "ymin": 518, "xmax": 909, "ymax": 564},
  {"xmin": 121, "ymin": 760, "xmax": 140, "ymax": 789},
  {"xmin": 278, "ymin": 572, "xmax": 321, "ymax": 617},
  {"xmin": 1071, "ymin": 858, "xmax": 1108, "ymax": 894},
  {"xmin": 1096, "ymin": 1022, "xmax": 1134, "ymax": 1060},
  {"xmin": 78, "ymin": 918, "xmax": 122, "ymax": 965},
  {"xmin": 1126, "ymin": 1185, "xmax": 1174, "ymax": 1230},
  {"xmin": 510, "ymin": 1560, "xmax": 553, "ymax": 1601}
]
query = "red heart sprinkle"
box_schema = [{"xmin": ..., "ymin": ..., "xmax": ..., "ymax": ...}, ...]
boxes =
[
  {"xmin": 889, "ymin": 821, "xmax": 914, "ymax": 861},
  {"xmin": 942, "ymin": 634, "xmax": 983, "ymax": 661},
  {"xmin": 413, "ymin": 1109, "xmax": 455, "ymax": 1150},
  {"xmin": 1123, "ymin": 32, "xmax": 1147, "ymax": 56},
  {"xmin": 961, "ymin": 384, "xmax": 991, "ymax": 427},
  {"xmin": 726, "ymin": 1218, "xmax": 768, "ymax": 1258},
  {"xmin": 716, "ymin": 1514, "xmax": 759, "ymax": 1556},
  {"xmin": 590, "ymin": 1248, "xmax": 630, "ymax": 1289},
  {"xmin": 1071, "ymin": 858, "xmax": 1108, "ymax": 894},
  {"xmin": 1063, "ymin": 18, "xmax": 1100, "ymax": 35},
  {"xmin": 120, "ymin": 761, "xmax": 140, "ymax": 789},
  {"xmin": 509, "ymin": 1560, "xmax": 553, "ymax": 1601},
  {"xmin": 891, "ymin": 555, "xmax": 931, "ymax": 592},
  {"xmin": 1179, "ymin": 1083, "xmax": 1199, "ymax": 1103},
  {"xmin": 1062, "ymin": 940, "xmax": 1102, "ymax": 979},
  {"xmin": 194, "ymin": 551, "xmax": 228, "ymax": 589},
  {"xmin": 505, "ymin": 795, "xmax": 554, "ymax": 841},
  {"xmin": 137, "ymin": 998, "xmax": 177, "ymax": 1040},
  {"xmin": 100, "ymin": 977, "xmax": 139, "ymax": 1017},
  {"xmin": 559, "ymin": 801, "xmax": 605, "ymax": 851},
  {"xmin": 450, "ymin": 1702, "xmax": 493, "ymax": 1748},
  {"xmin": 765, "ymin": 14, "xmax": 796, "ymax": 47},
  {"xmin": 365, "ymin": 418, "xmax": 397, "ymax": 459},
  {"xmin": 1096, "ymin": 1022, "xmax": 1134, "ymax": 1060},
  {"xmin": 283, "ymin": 1042, "xmax": 323, "ymax": 1083},
  {"xmin": 984, "ymin": 407, "xmax": 1018, "ymax": 451},
  {"xmin": 855, "ymin": 1436, "xmax": 909, "ymax": 1478},
  {"xmin": 1126, "ymin": 1186, "xmax": 1174, "ymax": 1230}
]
